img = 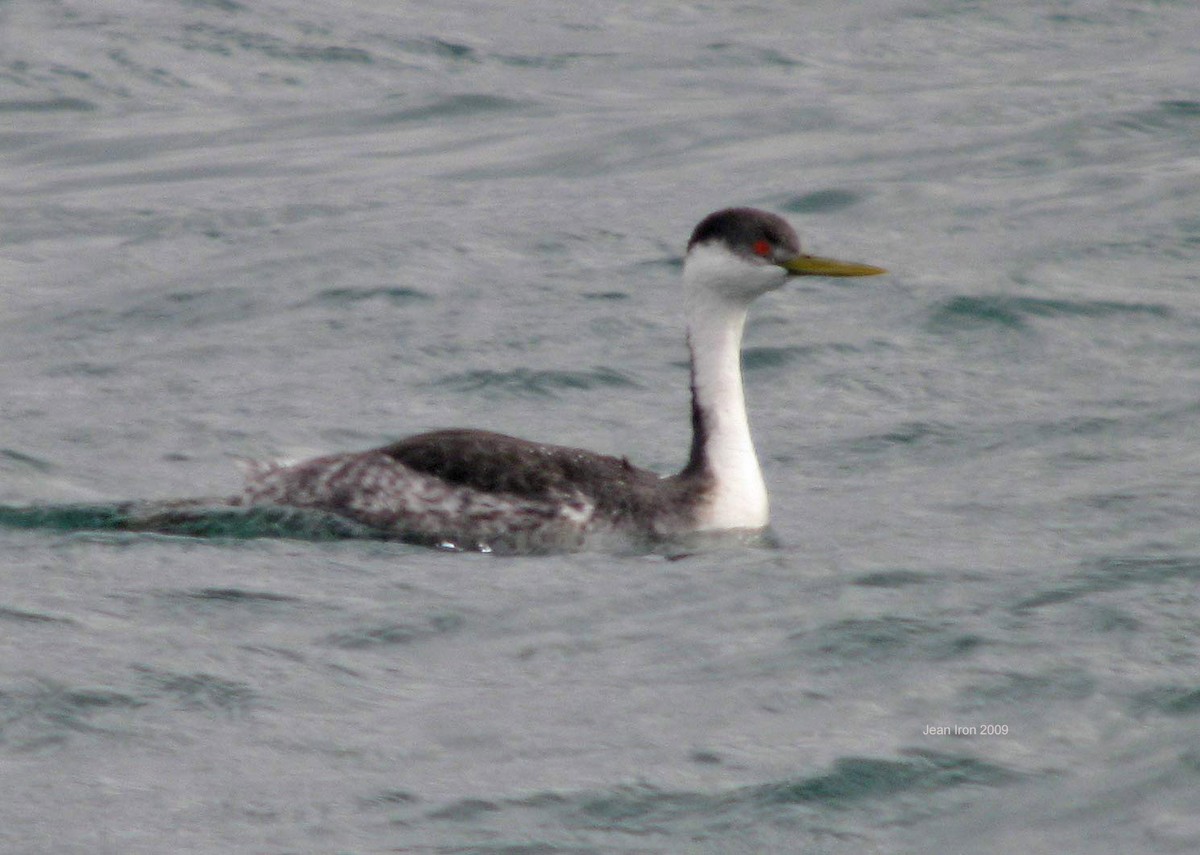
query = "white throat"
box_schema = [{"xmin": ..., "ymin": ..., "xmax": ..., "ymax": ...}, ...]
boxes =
[{"xmin": 682, "ymin": 244, "xmax": 783, "ymax": 530}]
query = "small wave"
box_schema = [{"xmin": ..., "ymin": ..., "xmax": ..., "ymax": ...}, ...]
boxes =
[
  {"xmin": 782, "ymin": 188, "xmax": 864, "ymax": 215},
  {"xmin": 310, "ymin": 286, "xmax": 432, "ymax": 306},
  {"xmin": 0, "ymin": 605, "xmax": 74, "ymax": 625},
  {"xmin": 368, "ymin": 93, "xmax": 532, "ymax": 126},
  {"xmin": 324, "ymin": 613, "xmax": 464, "ymax": 649},
  {"xmin": 181, "ymin": 23, "xmax": 372, "ymax": 65},
  {"xmin": 494, "ymin": 50, "xmax": 615, "ymax": 70},
  {"xmin": 0, "ymin": 448, "xmax": 56, "ymax": 473},
  {"xmin": 376, "ymin": 750, "xmax": 1017, "ymax": 837},
  {"xmin": 426, "ymin": 798, "xmax": 502, "ymax": 822},
  {"xmin": 852, "ymin": 569, "xmax": 933, "ymax": 588},
  {"xmin": 960, "ymin": 667, "xmax": 1096, "ymax": 705},
  {"xmin": 147, "ymin": 585, "xmax": 306, "ymax": 620},
  {"xmin": 131, "ymin": 665, "xmax": 255, "ymax": 715},
  {"xmin": 835, "ymin": 408, "xmax": 1134, "ymax": 469},
  {"xmin": 392, "ymin": 36, "xmax": 479, "ymax": 63},
  {"xmin": 701, "ymin": 41, "xmax": 804, "ymax": 68},
  {"xmin": 1105, "ymin": 99, "xmax": 1200, "ymax": 136},
  {"xmin": 0, "ymin": 678, "xmax": 147, "ymax": 749},
  {"xmin": 742, "ymin": 344, "xmax": 827, "ymax": 370},
  {"xmin": 927, "ymin": 294, "xmax": 1171, "ymax": 332},
  {"xmin": 183, "ymin": 587, "xmax": 300, "ymax": 604},
  {"xmin": 434, "ymin": 366, "xmax": 637, "ymax": 398},
  {"xmin": 0, "ymin": 97, "xmax": 96, "ymax": 113},
  {"xmin": 0, "ymin": 502, "xmax": 389, "ymax": 542},
  {"xmin": 756, "ymin": 751, "xmax": 1016, "ymax": 805},
  {"xmin": 792, "ymin": 615, "xmax": 986, "ymax": 664},
  {"xmin": 844, "ymin": 420, "xmax": 960, "ymax": 456},
  {"xmin": 1014, "ymin": 555, "xmax": 1200, "ymax": 611},
  {"xmin": 0, "ymin": 669, "xmax": 254, "ymax": 749},
  {"xmin": 1131, "ymin": 685, "xmax": 1200, "ymax": 718}
]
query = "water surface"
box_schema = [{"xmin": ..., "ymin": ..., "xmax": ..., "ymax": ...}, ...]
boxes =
[{"xmin": 2, "ymin": 1, "xmax": 1200, "ymax": 851}]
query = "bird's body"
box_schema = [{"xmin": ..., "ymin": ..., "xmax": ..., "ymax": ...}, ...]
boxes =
[
  {"xmin": 231, "ymin": 208, "xmax": 884, "ymax": 552},
  {"xmin": 236, "ymin": 429, "xmax": 703, "ymax": 552}
]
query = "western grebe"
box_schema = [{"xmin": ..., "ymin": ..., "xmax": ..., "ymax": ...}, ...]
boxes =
[{"xmin": 233, "ymin": 207, "xmax": 885, "ymax": 552}]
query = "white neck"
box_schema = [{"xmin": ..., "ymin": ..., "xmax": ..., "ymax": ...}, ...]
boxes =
[{"xmin": 682, "ymin": 278, "xmax": 770, "ymax": 531}]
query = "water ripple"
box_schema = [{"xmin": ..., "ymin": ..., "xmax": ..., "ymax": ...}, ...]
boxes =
[
  {"xmin": 434, "ymin": 366, "xmax": 637, "ymax": 398},
  {"xmin": 132, "ymin": 665, "xmax": 256, "ymax": 715},
  {"xmin": 0, "ymin": 679, "xmax": 146, "ymax": 749},
  {"xmin": 927, "ymin": 294, "xmax": 1172, "ymax": 333},
  {"xmin": 1014, "ymin": 555, "xmax": 1200, "ymax": 612},
  {"xmin": 324, "ymin": 613, "xmax": 464, "ymax": 649},
  {"xmin": 0, "ymin": 502, "xmax": 389, "ymax": 541},
  {"xmin": 381, "ymin": 750, "xmax": 1019, "ymax": 839}
]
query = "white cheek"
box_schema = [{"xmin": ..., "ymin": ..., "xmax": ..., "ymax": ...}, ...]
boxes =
[{"xmin": 683, "ymin": 243, "xmax": 786, "ymax": 301}]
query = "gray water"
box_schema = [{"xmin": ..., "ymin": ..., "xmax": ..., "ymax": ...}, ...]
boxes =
[{"xmin": 2, "ymin": 1, "xmax": 1200, "ymax": 852}]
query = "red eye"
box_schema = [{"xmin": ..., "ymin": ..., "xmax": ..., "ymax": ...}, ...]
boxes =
[{"xmin": 752, "ymin": 239, "xmax": 771, "ymax": 257}]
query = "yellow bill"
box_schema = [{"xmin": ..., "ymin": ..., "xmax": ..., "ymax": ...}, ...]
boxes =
[{"xmin": 781, "ymin": 254, "xmax": 887, "ymax": 277}]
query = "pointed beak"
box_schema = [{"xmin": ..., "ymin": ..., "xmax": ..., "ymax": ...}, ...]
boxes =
[{"xmin": 779, "ymin": 254, "xmax": 887, "ymax": 277}]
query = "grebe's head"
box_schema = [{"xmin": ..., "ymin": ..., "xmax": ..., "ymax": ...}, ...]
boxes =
[{"xmin": 682, "ymin": 207, "xmax": 885, "ymax": 304}]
